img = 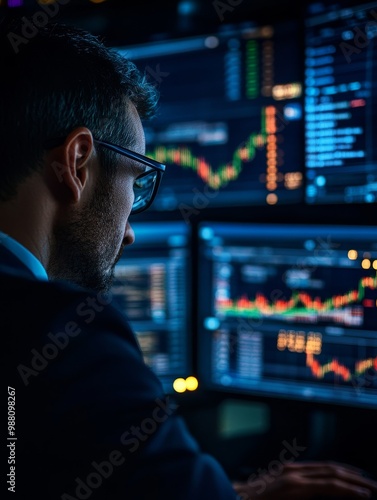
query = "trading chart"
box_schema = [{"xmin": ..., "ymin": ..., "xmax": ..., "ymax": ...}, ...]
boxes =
[
  {"xmin": 198, "ymin": 222, "xmax": 377, "ymax": 408},
  {"xmin": 115, "ymin": 21, "xmax": 304, "ymax": 211}
]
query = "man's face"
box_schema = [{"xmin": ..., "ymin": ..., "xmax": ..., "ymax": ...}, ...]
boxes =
[{"xmin": 47, "ymin": 105, "xmax": 145, "ymax": 292}]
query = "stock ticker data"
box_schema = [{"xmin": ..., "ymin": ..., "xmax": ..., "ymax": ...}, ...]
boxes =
[
  {"xmin": 305, "ymin": 0, "xmax": 377, "ymax": 204},
  {"xmin": 198, "ymin": 222, "xmax": 377, "ymax": 409},
  {"xmin": 110, "ymin": 222, "xmax": 191, "ymax": 392},
  {"xmin": 114, "ymin": 20, "xmax": 304, "ymax": 212}
]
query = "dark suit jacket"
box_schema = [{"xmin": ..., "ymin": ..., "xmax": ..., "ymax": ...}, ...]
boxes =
[{"xmin": 0, "ymin": 244, "xmax": 238, "ymax": 499}]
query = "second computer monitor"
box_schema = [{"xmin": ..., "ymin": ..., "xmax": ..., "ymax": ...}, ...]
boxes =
[{"xmin": 198, "ymin": 221, "xmax": 377, "ymax": 409}]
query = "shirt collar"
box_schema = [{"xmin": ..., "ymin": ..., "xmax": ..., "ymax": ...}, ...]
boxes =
[{"xmin": 0, "ymin": 231, "xmax": 48, "ymax": 281}]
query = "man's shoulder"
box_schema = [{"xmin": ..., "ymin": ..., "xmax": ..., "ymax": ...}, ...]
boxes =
[
  {"xmin": 0, "ymin": 266, "xmax": 163, "ymax": 396},
  {"xmin": 0, "ymin": 266, "xmax": 124, "ymax": 320},
  {"xmin": 0, "ymin": 268, "xmax": 141, "ymax": 364}
]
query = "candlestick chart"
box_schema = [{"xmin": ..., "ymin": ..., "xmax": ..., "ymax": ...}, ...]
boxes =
[
  {"xmin": 275, "ymin": 328, "xmax": 377, "ymax": 387},
  {"xmin": 148, "ymin": 113, "xmax": 268, "ymax": 191},
  {"xmin": 306, "ymin": 352, "xmax": 377, "ymax": 382},
  {"xmin": 216, "ymin": 273, "xmax": 377, "ymax": 327}
]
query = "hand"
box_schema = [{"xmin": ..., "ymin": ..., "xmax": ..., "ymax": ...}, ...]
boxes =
[{"xmin": 232, "ymin": 461, "xmax": 377, "ymax": 499}]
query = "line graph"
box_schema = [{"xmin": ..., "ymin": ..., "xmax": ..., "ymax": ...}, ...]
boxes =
[
  {"xmin": 306, "ymin": 353, "xmax": 377, "ymax": 382},
  {"xmin": 276, "ymin": 330, "xmax": 377, "ymax": 383},
  {"xmin": 147, "ymin": 108, "xmax": 269, "ymax": 190},
  {"xmin": 216, "ymin": 273, "xmax": 377, "ymax": 326}
]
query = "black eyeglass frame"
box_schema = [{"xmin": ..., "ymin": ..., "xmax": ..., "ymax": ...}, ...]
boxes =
[
  {"xmin": 44, "ymin": 136, "xmax": 166, "ymax": 215},
  {"xmin": 93, "ymin": 138, "xmax": 165, "ymax": 215}
]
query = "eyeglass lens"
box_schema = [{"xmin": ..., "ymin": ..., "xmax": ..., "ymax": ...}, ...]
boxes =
[{"xmin": 132, "ymin": 170, "xmax": 158, "ymax": 213}]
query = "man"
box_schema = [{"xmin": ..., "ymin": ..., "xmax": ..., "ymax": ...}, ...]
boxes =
[{"xmin": 0, "ymin": 20, "xmax": 376, "ymax": 499}]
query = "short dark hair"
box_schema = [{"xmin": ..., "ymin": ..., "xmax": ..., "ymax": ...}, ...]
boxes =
[{"xmin": 0, "ymin": 19, "xmax": 159, "ymax": 201}]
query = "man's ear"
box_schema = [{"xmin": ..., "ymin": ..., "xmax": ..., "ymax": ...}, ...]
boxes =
[{"xmin": 48, "ymin": 127, "xmax": 95, "ymax": 204}]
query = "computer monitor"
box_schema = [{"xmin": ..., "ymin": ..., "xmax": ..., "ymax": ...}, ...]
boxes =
[
  {"xmin": 197, "ymin": 221, "xmax": 377, "ymax": 409},
  {"xmin": 305, "ymin": 0, "xmax": 377, "ymax": 204},
  {"xmin": 113, "ymin": 18, "xmax": 304, "ymax": 213},
  {"xmin": 111, "ymin": 221, "xmax": 191, "ymax": 392}
]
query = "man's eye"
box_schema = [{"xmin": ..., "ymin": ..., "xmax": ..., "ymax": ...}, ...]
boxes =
[
  {"xmin": 134, "ymin": 177, "xmax": 145, "ymax": 190},
  {"xmin": 134, "ymin": 169, "xmax": 154, "ymax": 189}
]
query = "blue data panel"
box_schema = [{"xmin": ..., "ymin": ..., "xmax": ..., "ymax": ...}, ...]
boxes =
[
  {"xmin": 305, "ymin": 1, "xmax": 377, "ymax": 204},
  {"xmin": 111, "ymin": 222, "xmax": 191, "ymax": 393},
  {"xmin": 114, "ymin": 20, "xmax": 304, "ymax": 212},
  {"xmin": 198, "ymin": 222, "xmax": 377, "ymax": 409}
]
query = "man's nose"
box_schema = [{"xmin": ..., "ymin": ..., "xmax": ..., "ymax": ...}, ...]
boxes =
[{"xmin": 124, "ymin": 222, "xmax": 135, "ymax": 246}]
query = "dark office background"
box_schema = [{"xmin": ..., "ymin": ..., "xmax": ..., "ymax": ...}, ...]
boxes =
[{"xmin": 2, "ymin": 0, "xmax": 377, "ymax": 484}]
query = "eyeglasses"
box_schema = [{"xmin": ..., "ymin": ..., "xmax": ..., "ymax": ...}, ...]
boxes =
[
  {"xmin": 44, "ymin": 136, "xmax": 166, "ymax": 215},
  {"xmin": 93, "ymin": 138, "xmax": 165, "ymax": 215}
]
